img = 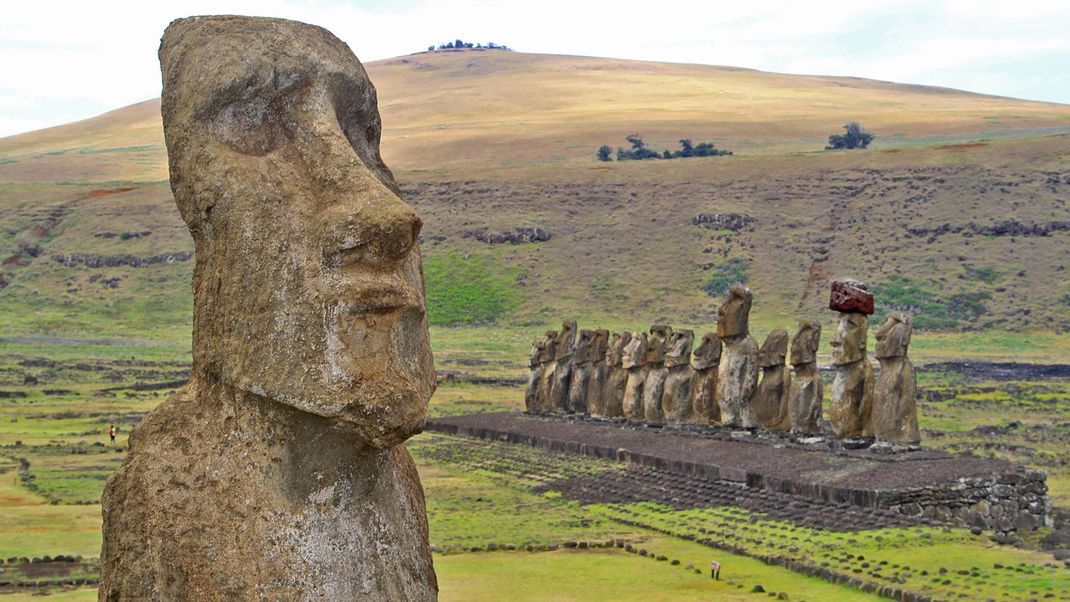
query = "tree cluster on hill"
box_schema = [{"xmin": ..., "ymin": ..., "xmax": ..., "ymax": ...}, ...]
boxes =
[
  {"xmin": 427, "ymin": 39, "xmax": 510, "ymax": 51},
  {"xmin": 598, "ymin": 135, "xmax": 732, "ymax": 161},
  {"xmin": 826, "ymin": 122, "xmax": 874, "ymax": 150}
]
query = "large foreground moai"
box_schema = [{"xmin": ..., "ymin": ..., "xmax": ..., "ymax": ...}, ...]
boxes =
[
  {"xmin": 601, "ymin": 331, "xmax": 632, "ymax": 417},
  {"xmin": 661, "ymin": 329, "xmax": 695, "ymax": 422},
  {"xmin": 101, "ymin": 16, "xmax": 437, "ymax": 600},
  {"xmin": 753, "ymin": 328, "xmax": 790, "ymax": 429},
  {"xmin": 873, "ymin": 313, "xmax": 920, "ymax": 444},
  {"xmin": 548, "ymin": 320, "xmax": 577, "ymax": 412},
  {"xmin": 690, "ymin": 333, "xmax": 722, "ymax": 423},
  {"xmin": 788, "ymin": 319, "xmax": 823, "ymax": 434},
  {"xmin": 621, "ymin": 332, "xmax": 648, "ymax": 420},
  {"xmin": 828, "ymin": 280, "xmax": 875, "ymax": 438},
  {"xmin": 643, "ymin": 325, "xmax": 672, "ymax": 422},
  {"xmin": 567, "ymin": 329, "xmax": 594, "ymax": 414},
  {"xmin": 716, "ymin": 285, "xmax": 760, "ymax": 427},
  {"xmin": 585, "ymin": 329, "xmax": 609, "ymax": 416}
]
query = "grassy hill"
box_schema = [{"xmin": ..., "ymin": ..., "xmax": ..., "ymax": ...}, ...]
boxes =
[{"xmin": 2, "ymin": 49, "xmax": 1070, "ymax": 351}]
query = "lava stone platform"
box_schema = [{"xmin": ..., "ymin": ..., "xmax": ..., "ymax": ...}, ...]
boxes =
[{"xmin": 426, "ymin": 412, "xmax": 1051, "ymax": 531}]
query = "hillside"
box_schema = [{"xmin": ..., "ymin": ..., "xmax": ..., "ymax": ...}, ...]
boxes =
[{"xmin": 1, "ymin": 49, "xmax": 1070, "ymax": 345}]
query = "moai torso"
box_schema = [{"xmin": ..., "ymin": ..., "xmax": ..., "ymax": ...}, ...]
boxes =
[
  {"xmin": 828, "ymin": 280, "xmax": 875, "ymax": 438},
  {"xmin": 537, "ymin": 331, "xmax": 559, "ymax": 413},
  {"xmin": 548, "ymin": 320, "xmax": 577, "ymax": 413},
  {"xmin": 524, "ymin": 335, "xmax": 547, "ymax": 413},
  {"xmin": 621, "ymin": 332, "xmax": 648, "ymax": 421},
  {"xmin": 690, "ymin": 333, "xmax": 722, "ymax": 424},
  {"xmin": 586, "ymin": 330, "xmax": 609, "ymax": 417},
  {"xmin": 662, "ymin": 330, "xmax": 695, "ymax": 423},
  {"xmin": 643, "ymin": 325, "xmax": 673, "ymax": 422},
  {"xmin": 567, "ymin": 330, "xmax": 594, "ymax": 414},
  {"xmin": 716, "ymin": 285, "xmax": 760, "ymax": 427},
  {"xmin": 101, "ymin": 17, "xmax": 437, "ymax": 600},
  {"xmin": 873, "ymin": 314, "xmax": 920, "ymax": 444},
  {"xmin": 753, "ymin": 328, "xmax": 791, "ymax": 429},
  {"xmin": 602, "ymin": 331, "xmax": 632, "ymax": 418},
  {"xmin": 788, "ymin": 320, "xmax": 823, "ymax": 435}
]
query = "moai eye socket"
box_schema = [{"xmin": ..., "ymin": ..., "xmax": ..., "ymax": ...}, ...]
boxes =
[{"xmin": 211, "ymin": 96, "xmax": 291, "ymax": 156}]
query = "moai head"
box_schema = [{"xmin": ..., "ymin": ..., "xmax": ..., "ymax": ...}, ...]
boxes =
[
  {"xmin": 717, "ymin": 284, "xmax": 753, "ymax": 339},
  {"xmin": 160, "ymin": 16, "xmax": 432, "ymax": 448},
  {"xmin": 529, "ymin": 336, "xmax": 545, "ymax": 368},
  {"xmin": 591, "ymin": 329, "xmax": 609, "ymax": 363},
  {"xmin": 790, "ymin": 319, "xmax": 821, "ymax": 366},
  {"xmin": 645, "ymin": 325, "xmax": 672, "ymax": 365},
  {"xmin": 606, "ymin": 331, "xmax": 632, "ymax": 367},
  {"xmin": 758, "ymin": 328, "xmax": 789, "ymax": 368},
  {"xmin": 830, "ymin": 312, "xmax": 868, "ymax": 365},
  {"xmin": 539, "ymin": 331, "xmax": 558, "ymax": 364},
  {"xmin": 691, "ymin": 332, "xmax": 722, "ymax": 371},
  {"xmin": 554, "ymin": 320, "xmax": 577, "ymax": 360},
  {"xmin": 621, "ymin": 332, "xmax": 648, "ymax": 370},
  {"xmin": 573, "ymin": 330, "xmax": 594, "ymax": 364},
  {"xmin": 875, "ymin": 313, "xmax": 913, "ymax": 359},
  {"xmin": 665, "ymin": 329, "xmax": 695, "ymax": 368}
]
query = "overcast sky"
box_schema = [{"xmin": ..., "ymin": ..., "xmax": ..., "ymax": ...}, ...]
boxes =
[{"xmin": 2, "ymin": 0, "xmax": 1069, "ymax": 138}]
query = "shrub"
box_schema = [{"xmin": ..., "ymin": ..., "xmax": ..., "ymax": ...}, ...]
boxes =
[
  {"xmin": 826, "ymin": 122, "xmax": 874, "ymax": 150},
  {"xmin": 597, "ymin": 145, "xmax": 613, "ymax": 161}
]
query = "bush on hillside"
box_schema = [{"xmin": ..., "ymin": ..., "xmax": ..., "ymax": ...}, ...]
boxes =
[
  {"xmin": 826, "ymin": 122, "xmax": 874, "ymax": 150},
  {"xmin": 609, "ymin": 136, "xmax": 732, "ymax": 161},
  {"xmin": 428, "ymin": 40, "xmax": 510, "ymax": 51},
  {"xmin": 597, "ymin": 145, "xmax": 613, "ymax": 161}
]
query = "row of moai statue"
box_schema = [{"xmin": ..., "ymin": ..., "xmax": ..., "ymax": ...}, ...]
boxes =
[{"xmin": 525, "ymin": 280, "xmax": 920, "ymax": 444}]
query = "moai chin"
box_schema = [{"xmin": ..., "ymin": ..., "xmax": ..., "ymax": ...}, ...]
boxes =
[
  {"xmin": 661, "ymin": 329, "xmax": 695, "ymax": 423},
  {"xmin": 828, "ymin": 280, "xmax": 875, "ymax": 438},
  {"xmin": 873, "ymin": 313, "xmax": 920, "ymax": 444},
  {"xmin": 536, "ymin": 330, "xmax": 559, "ymax": 413},
  {"xmin": 753, "ymin": 328, "xmax": 791, "ymax": 429},
  {"xmin": 690, "ymin": 333, "xmax": 722, "ymax": 424},
  {"xmin": 548, "ymin": 320, "xmax": 577, "ymax": 414},
  {"xmin": 621, "ymin": 332, "xmax": 649, "ymax": 421},
  {"xmin": 643, "ymin": 325, "xmax": 673, "ymax": 422},
  {"xmin": 586, "ymin": 330, "xmax": 610, "ymax": 417},
  {"xmin": 602, "ymin": 331, "xmax": 632, "ymax": 418},
  {"xmin": 567, "ymin": 329, "xmax": 595, "ymax": 414},
  {"xmin": 788, "ymin": 319, "xmax": 824, "ymax": 435},
  {"xmin": 100, "ymin": 16, "xmax": 436, "ymax": 600},
  {"xmin": 716, "ymin": 285, "xmax": 760, "ymax": 427},
  {"xmin": 525, "ymin": 334, "xmax": 548, "ymax": 413}
]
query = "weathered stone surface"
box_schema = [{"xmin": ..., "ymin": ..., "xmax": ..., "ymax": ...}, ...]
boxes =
[
  {"xmin": 536, "ymin": 331, "xmax": 559, "ymax": 413},
  {"xmin": 548, "ymin": 320, "xmax": 577, "ymax": 413},
  {"xmin": 717, "ymin": 285, "xmax": 759, "ymax": 427},
  {"xmin": 602, "ymin": 331, "xmax": 631, "ymax": 418},
  {"xmin": 873, "ymin": 314, "xmax": 920, "ymax": 444},
  {"xmin": 690, "ymin": 333, "xmax": 721, "ymax": 424},
  {"xmin": 829, "ymin": 312, "xmax": 874, "ymax": 438},
  {"xmin": 567, "ymin": 329, "xmax": 594, "ymax": 414},
  {"xmin": 643, "ymin": 325, "xmax": 672, "ymax": 422},
  {"xmin": 622, "ymin": 332, "xmax": 648, "ymax": 421},
  {"xmin": 586, "ymin": 330, "xmax": 609, "ymax": 417},
  {"xmin": 101, "ymin": 16, "xmax": 437, "ymax": 600},
  {"xmin": 829, "ymin": 279, "xmax": 874, "ymax": 315},
  {"xmin": 753, "ymin": 328, "xmax": 790, "ymax": 429},
  {"xmin": 788, "ymin": 319, "xmax": 823, "ymax": 435},
  {"xmin": 661, "ymin": 330, "xmax": 695, "ymax": 422},
  {"xmin": 524, "ymin": 333, "xmax": 550, "ymax": 412}
]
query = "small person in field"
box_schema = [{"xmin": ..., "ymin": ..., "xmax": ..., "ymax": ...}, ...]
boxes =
[{"xmin": 109, "ymin": 425, "xmax": 117, "ymax": 446}]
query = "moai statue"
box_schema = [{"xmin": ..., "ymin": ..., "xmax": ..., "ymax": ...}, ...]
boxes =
[
  {"xmin": 525, "ymin": 334, "xmax": 548, "ymax": 413},
  {"xmin": 585, "ymin": 329, "xmax": 610, "ymax": 417},
  {"xmin": 716, "ymin": 285, "xmax": 760, "ymax": 427},
  {"xmin": 567, "ymin": 329, "xmax": 594, "ymax": 414},
  {"xmin": 548, "ymin": 320, "xmax": 577, "ymax": 413},
  {"xmin": 621, "ymin": 332, "xmax": 648, "ymax": 421},
  {"xmin": 788, "ymin": 319, "xmax": 824, "ymax": 434},
  {"xmin": 536, "ymin": 330, "xmax": 559, "ymax": 413},
  {"xmin": 690, "ymin": 333, "xmax": 722, "ymax": 424},
  {"xmin": 873, "ymin": 313, "xmax": 920, "ymax": 444},
  {"xmin": 828, "ymin": 280, "xmax": 875, "ymax": 438},
  {"xmin": 101, "ymin": 17, "xmax": 437, "ymax": 600},
  {"xmin": 602, "ymin": 331, "xmax": 632, "ymax": 418},
  {"xmin": 753, "ymin": 328, "xmax": 791, "ymax": 429},
  {"xmin": 643, "ymin": 325, "xmax": 673, "ymax": 423},
  {"xmin": 661, "ymin": 329, "xmax": 695, "ymax": 423}
]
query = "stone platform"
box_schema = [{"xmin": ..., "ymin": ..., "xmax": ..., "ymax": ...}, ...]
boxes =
[{"xmin": 426, "ymin": 412, "xmax": 1051, "ymax": 532}]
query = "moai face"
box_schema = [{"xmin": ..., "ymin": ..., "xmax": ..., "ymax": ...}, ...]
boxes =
[
  {"xmin": 160, "ymin": 16, "xmax": 431, "ymax": 448},
  {"xmin": 574, "ymin": 330, "xmax": 594, "ymax": 364},
  {"xmin": 539, "ymin": 331, "xmax": 558, "ymax": 363},
  {"xmin": 691, "ymin": 332, "xmax": 722, "ymax": 370},
  {"xmin": 621, "ymin": 332, "xmax": 648, "ymax": 370},
  {"xmin": 591, "ymin": 329, "xmax": 609, "ymax": 363},
  {"xmin": 875, "ymin": 313, "xmax": 913, "ymax": 359},
  {"xmin": 554, "ymin": 320, "xmax": 577, "ymax": 360},
  {"xmin": 665, "ymin": 329, "xmax": 695, "ymax": 367},
  {"xmin": 606, "ymin": 331, "xmax": 632, "ymax": 367},
  {"xmin": 717, "ymin": 284, "xmax": 753, "ymax": 339},
  {"xmin": 529, "ymin": 337, "xmax": 544, "ymax": 368},
  {"xmin": 645, "ymin": 325, "xmax": 672, "ymax": 365},
  {"xmin": 758, "ymin": 328, "xmax": 789, "ymax": 368},
  {"xmin": 830, "ymin": 313, "xmax": 868, "ymax": 365},
  {"xmin": 790, "ymin": 319, "xmax": 821, "ymax": 366}
]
